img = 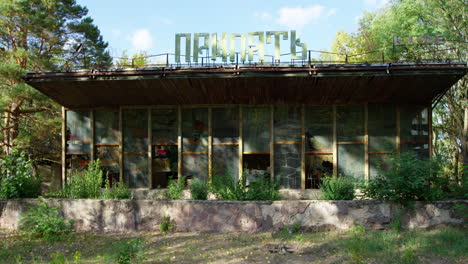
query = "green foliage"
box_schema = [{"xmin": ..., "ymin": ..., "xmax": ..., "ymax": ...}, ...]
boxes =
[
  {"xmin": 319, "ymin": 176, "xmax": 355, "ymax": 200},
  {"xmin": 363, "ymin": 152, "xmax": 445, "ymax": 207},
  {"xmin": 347, "ymin": 225, "xmax": 367, "ymax": 264},
  {"xmin": 190, "ymin": 178, "xmax": 208, "ymax": 200},
  {"xmin": 452, "ymin": 204, "xmax": 468, "ymax": 218},
  {"xmin": 101, "ymin": 177, "xmax": 132, "ymax": 200},
  {"xmin": 0, "ymin": 0, "xmax": 111, "ymax": 158},
  {"xmin": 59, "ymin": 160, "xmax": 103, "ymax": 199},
  {"xmin": 0, "ymin": 149, "xmax": 41, "ymax": 198},
  {"xmin": 111, "ymin": 238, "xmax": 146, "ymax": 264},
  {"xmin": 165, "ymin": 176, "xmax": 185, "ymax": 200},
  {"xmin": 19, "ymin": 201, "xmax": 75, "ymax": 241},
  {"xmin": 160, "ymin": 216, "xmax": 175, "ymax": 233},
  {"xmin": 390, "ymin": 210, "xmax": 404, "ymax": 232},
  {"xmin": 211, "ymin": 171, "xmax": 281, "ymax": 201},
  {"xmin": 402, "ymin": 248, "xmax": 417, "ymax": 264}
]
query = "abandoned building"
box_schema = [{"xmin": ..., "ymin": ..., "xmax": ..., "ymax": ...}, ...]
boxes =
[{"xmin": 23, "ymin": 61, "xmax": 467, "ymax": 191}]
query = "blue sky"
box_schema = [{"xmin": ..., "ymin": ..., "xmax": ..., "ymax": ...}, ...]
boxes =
[{"xmin": 77, "ymin": 0, "xmax": 389, "ymax": 61}]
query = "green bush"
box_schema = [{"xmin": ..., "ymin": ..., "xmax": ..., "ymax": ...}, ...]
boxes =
[
  {"xmin": 319, "ymin": 176, "xmax": 355, "ymax": 200},
  {"xmin": 363, "ymin": 152, "xmax": 445, "ymax": 207},
  {"xmin": 112, "ymin": 238, "xmax": 146, "ymax": 264},
  {"xmin": 211, "ymin": 171, "xmax": 281, "ymax": 201},
  {"xmin": 165, "ymin": 176, "xmax": 185, "ymax": 200},
  {"xmin": 101, "ymin": 177, "xmax": 132, "ymax": 199},
  {"xmin": 19, "ymin": 201, "xmax": 75, "ymax": 241},
  {"xmin": 0, "ymin": 149, "xmax": 41, "ymax": 198},
  {"xmin": 190, "ymin": 178, "xmax": 208, "ymax": 200},
  {"xmin": 59, "ymin": 159, "xmax": 103, "ymax": 199},
  {"xmin": 160, "ymin": 216, "xmax": 175, "ymax": 233}
]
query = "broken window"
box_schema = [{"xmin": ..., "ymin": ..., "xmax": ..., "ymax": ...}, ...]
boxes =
[
  {"xmin": 400, "ymin": 106, "xmax": 429, "ymax": 159},
  {"xmin": 95, "ymin": 109, "xmax": 120, "ymax": 186}
]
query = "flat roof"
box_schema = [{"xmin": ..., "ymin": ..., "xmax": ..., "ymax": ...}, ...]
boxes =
[{"xmin": 24, "ymin": 62, "xmax": 467, "ymax": 108}]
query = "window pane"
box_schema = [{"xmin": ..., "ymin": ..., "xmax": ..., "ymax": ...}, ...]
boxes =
[
  {"xmin": 306, "ymin": 154, "xmax": 333, "ymax": 189},
  {"xmin": 274, "ymin": 106, "xmax": 301, "ymax": 142},
  {"xmin": 152, "ymin": 108, "xmax": 178, "ymax": 144},
  {"xmin": 95, "ymin": 109, "xmax": 119, "ymax": 144},
  {"xmin": 96, "ymin": 146, "xmax": 120, "ymax": 185},
  {"xmin": 243, "ymin": 154, "xmax": 270, "ymax": 185},
  {"xmin": 400, "ymin": 106, "xmax": 429, "ymax": 142},
  {"xmin": 66, "ymin": 154, "xmax": 91, "ymax": 175},
  {"xmin": 182, "ymin": 154, "xmax": 208, "ymax": 181},
  {"xmin": 212, "ymin": 107, "xmax": 239, "ymax": 143},
  {"xmin": 338, "ymin": 144, "xmax": 364, "ymax": 180},
  {"xmin": 368, "ymin": 105, "xmax": 396, "ymax": 151},
  {"xmin": 401, "ymin": 143, "xmax": 429, "ymax": 159},
  {"xmin": 243, "ymin": 107, "xmax": 270, "ymax": 152},
  {"xmin": 213, "ymin": 145, "xmax": 238, "ymax": 181},
  {"xmin": 123, "ymin": 109, "xmax": 148, "ymax": 152},
  {"xmin": 369, "ymin": 153, "xmax": 391, "ymax": 179},
  {"xmin": 305, "ymin": 106, "xmax": 333, "ymax": 151},
  {"xmin": 124, "ymin": 154, "xmax": 148, "ymax": 188},
  {"xmin": 274, "ymin": 144, "xmax": 301, "ymax": 189},
  {"xmin": 182, "ymin": 108, "xmax": 208, "ymax": 152},
  {"xmin": 66, "ymin": 110, "xmax": 91, "ymax": 153},
  {"xmin": 152, "ymin": 145, "xmax": 178, "ymax": 188},
  {"xmin": 337, "ymin": 106, "xmax": 364, "ymax": 142}
]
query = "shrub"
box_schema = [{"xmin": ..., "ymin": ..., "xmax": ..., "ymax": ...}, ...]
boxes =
[
  {"xmin": 165, "ymin": 176, "xmax": 185, "ymax": 200},
  {"xmin": 101, "ymin": 177, "xmax": 132, "ymax": 199},
  {"xmin": 211, "ymin": 171, "xmax": 281, "ymax": 201},
  {"xmin": 363, "ymin": 152, "xmax": 444, "ymax": 207},
  {"xmin": 246, "ymin": 177, "xmax": 281, "ymax": 201},
  {"xmin": 19, "ymin": 201, "xmax": 75, "ymax": 241},
  {"xmin": 211, "ymin": 172, "xmax": 247, "ymax": 200},
  {"xmin": 190, "ymin": 178, "xmax": 208, "ymax": 200},
  {"xmin": 319, "ymin": 176, "xmax": 355, "ymax": 200},
  {"xmin": 0, "ymin": 149, "xmax": 41, "ymax": 198},
  {"xmin": 112, "ymin": 238, "xmax": 146, "ymax": 264},
  {"xmin": 160, "ymin": 216, "xmax": 175, "ymax": 233},
  {"xmin": 59, "ymin": 159, "xmax": 103, "ymax": 199}
]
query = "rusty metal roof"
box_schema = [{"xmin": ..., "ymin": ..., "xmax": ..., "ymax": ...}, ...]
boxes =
[{"xmin": 23, "ymin": 62, "xmax": 467, "ymax": 108}]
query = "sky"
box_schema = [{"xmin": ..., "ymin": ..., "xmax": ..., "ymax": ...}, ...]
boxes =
[{"xmin": 77, "ymin": 0, "xmax": 389, "ymax": 62}]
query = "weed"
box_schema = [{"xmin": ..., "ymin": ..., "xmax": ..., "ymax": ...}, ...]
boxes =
[
  {"xmin": 160, "ymin": 216, "xmax": 175, "ymax": 233},
  {"xmin": 190, "ymin": 178, "xmax": 208, "ymax": 200},
  {"xmin": 347, "ymin": 225, "xmax": 367, "ymax": 264},
  {"xmin": 101, "ymin": 176, "xmax": 132, "ymax": 199},
  {"xmin": 165, "ymin": 176, "xmax": 185, "ymax": 200},
  {"xmin": 363, "ymin": 152, "xmax": 445, "ymax": 207},
  {"xmin": 319, "ymin": 176, "xmax": 355, "ymax": 200},
  {"xmin": 211, "ymin": 171, "xmax": 281, "ymax": 201},
  {"xmin": 19, "ymin": 201, "xmax": 75, "ymax": 242},
  {"xmin": 402, "ymin": 248, "xmax": 417, "ymax": 264},
  {"xmin": 0, "ymin": 149, "xmax": 41, "ymax": 199},
  {"xmin": 452, "ymin": 203, "xmax": 468, "ymax": 218},
  {"xmin": 112, "ymin": 238, "xmax": 146, "ymax": 264},
  {"xmin": 59, "ymin": 159, "xmax": 103, "ymax": 199},
  {"xmin": 390, "ymin": 209, "xmax": 404, "ymax": 232}
]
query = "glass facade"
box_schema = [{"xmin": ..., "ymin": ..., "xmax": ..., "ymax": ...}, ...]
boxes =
[{"xmin": 64, "ymin": 104, "xmax": 431, "ymax": 189}]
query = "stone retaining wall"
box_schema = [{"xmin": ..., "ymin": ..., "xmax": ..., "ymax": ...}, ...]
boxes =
[{"xmin": 0, "ymin": 199, "xmax": 465, "ymax": 232}]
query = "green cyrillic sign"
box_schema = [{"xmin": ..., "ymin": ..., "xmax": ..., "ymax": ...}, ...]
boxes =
[{"xmin": 175, "ymin": 30, "xmax": 307, "ymax": 63}]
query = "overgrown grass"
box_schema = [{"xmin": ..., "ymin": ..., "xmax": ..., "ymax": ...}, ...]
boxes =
[{"xmin": 0, "ymin": 227, "xmax": 465, "ymax": 263}]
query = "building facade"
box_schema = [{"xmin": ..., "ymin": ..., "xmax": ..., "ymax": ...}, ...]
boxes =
[{"xmin": 24, "ymin": 63, "xmax": 467, "ymax": 190}]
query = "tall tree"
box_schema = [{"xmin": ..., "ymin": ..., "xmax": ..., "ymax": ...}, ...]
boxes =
[
  {"xmin": 326, "ymin": 0, "xmax": 467, "ymax": 182},
  {"xmin": 0, "ymin": 0, "xmax": 112, "ymax": 159}
]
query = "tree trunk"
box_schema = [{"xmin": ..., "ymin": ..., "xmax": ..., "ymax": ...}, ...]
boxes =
[
  {"xmin": 463, "ymin": 106, "xmax": 468, "ymax": 181},
  {"xmin": 2, "ymin": 101, "xmax": 22, "ymax": 155}
]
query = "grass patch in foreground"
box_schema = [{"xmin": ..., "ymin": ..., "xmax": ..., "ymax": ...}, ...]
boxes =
[{"xmin": 0, "ymin": 226, "xmax": 466, "ymax": 263}]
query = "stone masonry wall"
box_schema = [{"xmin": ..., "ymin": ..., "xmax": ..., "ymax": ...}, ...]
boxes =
[{"xmin": 0, "ymin": 199, "xmax": 465, "ymax": 233}]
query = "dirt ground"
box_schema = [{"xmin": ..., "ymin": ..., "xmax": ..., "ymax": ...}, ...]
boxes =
[{"xmin": 0, "ymin": 226, "xmax": 466, "ymax": 263}]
